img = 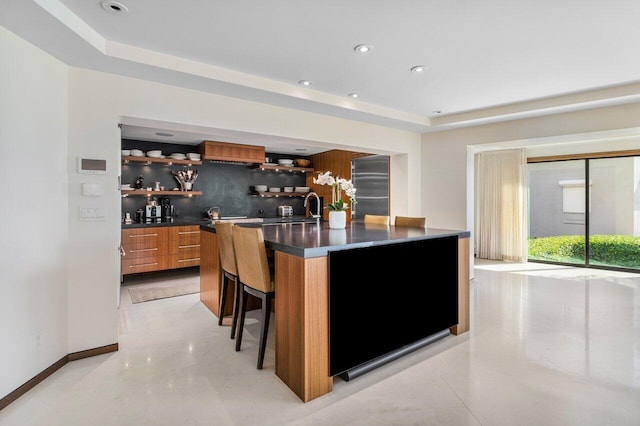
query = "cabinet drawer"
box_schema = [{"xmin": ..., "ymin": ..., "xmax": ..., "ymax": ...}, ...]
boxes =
[
  {"xmin": 168, "ymin": 254, "xmax": 200, "ymax": 269},
  {"xmin": 122, "ymin": 255, "xmax": 168, "ymax": 274},
  {"xmin": 122, "ymin": 228, "xmax": 168, "ymax": 251},
  {"xmin": 168, "ymin": 226, "xmax": 201, "ymax": 254},
  {"xmin": 173, "ymin": 245, "xmax": 200, "ymax": 259}
]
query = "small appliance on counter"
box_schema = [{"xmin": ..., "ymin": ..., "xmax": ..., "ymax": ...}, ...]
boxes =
[
  {"xmin": 142, "ymin": 205, "xmax": 162, "ymax": 223},
  {"xmin": 207, "ymin": 207, "xmax": 220, "ymax": 220},
  {"xmin": 278, "ymin": 205, "xmax": 293, "ymax": 217},
  {"xmin": 135, "ymin": 197, "xmax": 162, "ymax": 223},
  {"xmin": 160, "ymin": 197, "xmax": 175, "ymax": 220}
]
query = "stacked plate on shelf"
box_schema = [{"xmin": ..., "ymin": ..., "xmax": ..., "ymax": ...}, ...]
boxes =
[
  {"xmin": 130, "ymin": 149, "xmax": 144, "ymax": 157},
  {"xmin": 186, "ymin": 152, "xmax": 201, "ymax": 161},
  {"xmin": 295, "ymin": 186, "xmax": 310, "ymax": 193},
  {"xmin": 146, "ymin": 150, "xmax": 163, "ymax": 158},
  {"xmin": 169, "ymin": 153, "xmax": 186, "ymax": 160}
]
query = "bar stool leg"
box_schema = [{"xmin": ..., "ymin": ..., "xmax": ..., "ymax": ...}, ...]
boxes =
[
  {"xmin": 257, "ymin": 293, "xmax": 272, "ymax": 370},
  {"xmin": 235, "ymin": 285, "xmax": 248, "ymax": 352}
]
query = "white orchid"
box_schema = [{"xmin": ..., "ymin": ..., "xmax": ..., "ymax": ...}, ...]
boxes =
[{"xmin": 313, "ymin": 171, "xmax": 357, "ymax": 211}]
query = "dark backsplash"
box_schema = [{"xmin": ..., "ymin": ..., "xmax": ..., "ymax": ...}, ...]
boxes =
[{"xmin": 121, "ymin": 139, "xmax": 315, "ymax": 219}]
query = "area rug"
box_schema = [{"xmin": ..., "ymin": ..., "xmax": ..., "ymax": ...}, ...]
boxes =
[{"xmin": 128, "ymin": 281, "xmax": 200, "ymax": 304}]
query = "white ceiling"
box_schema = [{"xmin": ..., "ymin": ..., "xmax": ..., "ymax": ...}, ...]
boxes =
[{"xmin": 3, "ymin": 0, "xmax": 640, "ymax": 154}]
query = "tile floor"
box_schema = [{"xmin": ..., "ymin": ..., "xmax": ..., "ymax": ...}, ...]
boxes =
[{"xmin": 1, "ymin": 261, "xmax": 639, "ymax": 425}]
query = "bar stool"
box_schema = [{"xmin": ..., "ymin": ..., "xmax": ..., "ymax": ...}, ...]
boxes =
[
  {"xmin": 394, "ymin": 216, "xmax": 426, "ymax": 228},
  {"xmin": 215, "ymin": 221, "xmax": 241, "ymax": 340},
  {"xmin": 232, "ymin": 225, "xmax": 275, "ymax": 370},
  {"xmin": 364, "ymin": 214, "xmax": 390, "ymax": 225}
]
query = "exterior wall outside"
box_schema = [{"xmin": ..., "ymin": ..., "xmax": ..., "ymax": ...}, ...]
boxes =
[
  {"xmin": 528, "ymin": 157, "xmax": 637, "ymax": 238},
  {"xmin": 0, "ymin": 27, "xmax": 69, "ymax": 398}
]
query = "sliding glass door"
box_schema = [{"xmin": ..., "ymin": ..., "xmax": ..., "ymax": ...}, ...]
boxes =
[
  {"xmin": 528, "ymin": 154, "xmax": 640, "ymax": 272},
  {"xmin": 588, "ymin": 157, "xmax": 639, "ymax": 270},
  {"xmin": 528, "ymin": 160, "xmax": 586, "ymax": 266}
]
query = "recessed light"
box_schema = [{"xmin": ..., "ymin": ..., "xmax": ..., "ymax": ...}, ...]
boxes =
[
  {"xmin": 432, "ymin": 110, "xmax": 442, "ymax": 115},
  {"xmin": 348, "ymin": 93, "xmax": 359, "ymax": 98},
  {"xmin": 100, "ymin": 1, "xmax": 129, "ymax": 14},
  {"xmin": 410, "ymin": 65, "xmax": 427, "ymax": 73},
  {"xmin": 298, "ymin": 80, "xmax": 312, "ymax": 86},
  {"xmin": 354, "ymin": 44, "xmax": 372, "ymax": 53},
  {"xmin": 294, "ymin": 148, "xmax": 308, "ymax": 152},
  {"xmin": 155, "ymin": 132, "xmax": 173, "ymax": 137}
]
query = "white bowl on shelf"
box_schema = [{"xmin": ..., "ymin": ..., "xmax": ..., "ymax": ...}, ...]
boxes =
[
  {"xmin": 269, "ymin": 187, "xmax": 281, "ymax": 192},
  {"xmin": 277, "ymin": 159, "xmax": 294, "ymax": 166},
  {"xmin": 146, "ymin": 150, "xmax": 162, "ymax": 158},
  {"xmin": 295, "ymin": 186, "xmax": 310, "ymax": 193},
  {"xmin": 169, "ymin": 153, "xmax": 186, "ymax": 160},
  {"xmin": 186, "ymin": 153, "xmax": 201, "ymax": 160},
  {"xmin": 254, "ymin": 185, "xmax": 267, "ymax": 193},
  {"xmin": 130, "ymin": 149, "xmax": 144, "ymax": 157},
  {"xmin": 121, "ymin": 149, "xmax": 131, "ymax": 156}
]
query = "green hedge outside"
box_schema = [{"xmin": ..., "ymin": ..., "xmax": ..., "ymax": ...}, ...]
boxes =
[{"xmin": 528, "ymin": 235, "xmax": 640, "ymax": 269}]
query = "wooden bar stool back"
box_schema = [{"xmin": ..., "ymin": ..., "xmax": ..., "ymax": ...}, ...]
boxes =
[
  {"xmin": 364, "ymin": 214, "xmax": 390, "ymax": 225},
  {"xmin": 232, "ymin": 225, "xmax": 275, "ymax": 370},
  {"xmin": 215, "ymin": 221, "xmax": 241, "ymax": 339},
  {"xmin": 394, "ymin": 216, "xmax": 426, "ymax": 228}
]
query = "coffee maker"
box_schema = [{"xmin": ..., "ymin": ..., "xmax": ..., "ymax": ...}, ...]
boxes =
[{"xmin": 160, "ymin": 197, "xmax": 175, "ymax": 221}]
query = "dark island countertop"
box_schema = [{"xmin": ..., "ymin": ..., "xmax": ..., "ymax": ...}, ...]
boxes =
[{"xmin": 200, "ymin": 220, "xmax": 470, "ymax": 258}]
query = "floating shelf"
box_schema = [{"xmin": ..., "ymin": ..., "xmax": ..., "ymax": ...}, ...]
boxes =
[
  {"xmin": 121, "ymin": 156, "xmax": 202, "ymax": 166},
  {"xmin": 251, "ymin": 164, "xmax": 314, "ymax": 173},
  {"xmin": 251, "ymin": 192, "xmax": 311, "ymax": 197},
  {"xmin": 121, "ymin": 190, "xmax": 202, "ymax": 197}
]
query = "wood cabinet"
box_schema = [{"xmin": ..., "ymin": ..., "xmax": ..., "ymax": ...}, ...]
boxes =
[
  {"xmin": 121, "ymin": 225, "xmax": 200, "ymax": 275},
  {"xmin": 199, "ymin": 140, "xmax": 265, "ymax": 164},
  {"xmin": 168, "ymin": 226, "xmax": 201, "ymax": 269}
]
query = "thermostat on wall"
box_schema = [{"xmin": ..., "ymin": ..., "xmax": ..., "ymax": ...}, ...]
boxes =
[{"xmin": 78, "ymin": 157, "xmax": 108, "ymax": 174}]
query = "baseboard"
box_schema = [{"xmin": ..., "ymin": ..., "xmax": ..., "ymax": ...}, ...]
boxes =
[
  {"xmin": 0, "ymin": 343, "xmax": 118, "ymax": 411},
  {"xmin": 68, "ymin": 343, "xmax": 118, "ymax": 362}
]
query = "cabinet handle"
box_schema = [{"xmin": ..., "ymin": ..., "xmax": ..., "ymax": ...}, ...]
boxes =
[
  {"xmin": 130, "ymin": 262, "xmax": 158, "ymax": 268},
  {"xmin": 178, "ymin": 258, "xmax": 200, "ymax": 263},
  {"xmin": 178, "ymin": 244, "xmax": 200, "ymax": 249},
  {"xmin": 178, "ymin": 231, "xmax": 200, "ymax": 235},
  {"xmin": 129, "ymin": 233, "xmax": 158, "ymax": 238},
  {"xmin": 130, "ymin": 248, "xmax": 159, "ymax": 253}
]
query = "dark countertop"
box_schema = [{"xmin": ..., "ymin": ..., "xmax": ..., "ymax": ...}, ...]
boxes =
[
  {"xmin": 121, "ymin": 215, "xmax": 318, "ymax": 229},
  {"xmin": 200, "ymin": 220, "xmax": 470, "ymax": 258}
]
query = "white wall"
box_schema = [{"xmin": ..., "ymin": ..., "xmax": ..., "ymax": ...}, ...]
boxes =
[{"xmin": 0, "ymin": 27, "xmax": 69, "ymax": 398}]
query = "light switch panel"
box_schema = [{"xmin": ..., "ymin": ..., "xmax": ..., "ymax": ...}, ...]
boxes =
[{"xmin": 82, "ymin": 183, "xmax": 104, "ymax": 197}]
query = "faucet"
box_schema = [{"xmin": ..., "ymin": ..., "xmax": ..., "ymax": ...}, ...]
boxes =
[{"xmin": 304, "ymin": 192, "xmax": 321, "ymax": 219}]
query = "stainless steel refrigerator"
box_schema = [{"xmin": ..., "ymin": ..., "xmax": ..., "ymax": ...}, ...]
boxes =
[{"xmin": 351, "ymin": 155, "xmax": 389, "ymax": 220}]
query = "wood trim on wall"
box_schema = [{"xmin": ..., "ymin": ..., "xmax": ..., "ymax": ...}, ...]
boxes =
[
  {"xmin": 0, "ymin": 343, "xmax": 118, "ymax": 411},
  {"xmin": 528, "ymin": 149, "xmax": 640, "ymax": 163}
]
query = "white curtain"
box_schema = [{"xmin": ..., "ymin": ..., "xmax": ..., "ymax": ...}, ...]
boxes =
[{"xmin": 475, "ymin": 149, "xmax": 527, "ymax": 262}]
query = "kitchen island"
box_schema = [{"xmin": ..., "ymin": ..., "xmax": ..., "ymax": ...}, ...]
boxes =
[{"xmin": 199, "ymin": 220, "xmax": 470, "ymax": 402}]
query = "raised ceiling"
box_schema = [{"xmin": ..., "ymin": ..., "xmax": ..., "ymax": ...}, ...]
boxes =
[{"xmin": 3, "ymin": 0, "xmax": 640, "ymax": 153}]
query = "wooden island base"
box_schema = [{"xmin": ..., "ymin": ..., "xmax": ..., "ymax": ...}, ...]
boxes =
[{"xmin": 200, "ymin": 223, "xmax": 470, "ymax": 403}]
